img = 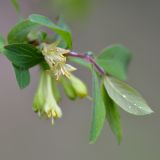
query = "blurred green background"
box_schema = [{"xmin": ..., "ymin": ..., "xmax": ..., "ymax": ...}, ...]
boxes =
[{"xmin": 0, "ymin": 0, "xmax": 159, "ymax": 159}]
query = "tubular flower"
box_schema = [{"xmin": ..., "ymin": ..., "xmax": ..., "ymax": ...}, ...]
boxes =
[
  {"xmin": 43, "ymin": 73, "xmax": 62, "ymax": 124},
  {"xmin": 33, "ymin": 71, "xmax": 46, "ymax": 116},
  {"xmin": 33, "ymin": 71, "xmax": 62, "ymax": 125},
  {"xmin": 42, "ymin": 42, "xmax": 76, "ymax": 80}
]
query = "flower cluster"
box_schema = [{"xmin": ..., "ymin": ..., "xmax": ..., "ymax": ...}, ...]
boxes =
[
  {"xmin": 42, "ymin": 42, "xmax": 76, "ymax": 80},
  {"xmin": 33, "ymin": 42, "xmax": 88, "ymax": 125}
]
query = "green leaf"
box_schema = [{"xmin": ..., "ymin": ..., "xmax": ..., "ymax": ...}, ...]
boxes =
[
  {"xmin": 96, "ymin": 45, "xmax": 132, "ymax": 80},
  {"xmin": 57, "ymin": 16, "xmax": 71, "ymax": 32},
  {"xmin": 102, "ymin": 83, "xmax": 122, "ymax": 143},
  {"xmin": 40, "ymin": 61, "xmax": 50, "ymax": 70},
  {"xmin": 56, "ymin": 15, "xmax": 71, "ymax": 48},
  {"xmin": 104, "ymin": 77, "xmax": 153, "ymax": 115},
  {"xmin": 4, "ymin": 43, "xmax": 43, "ymax": 69},
  {"xmin": 90, "ymin": 68, "xmax": 106, "ymax": 143},
  {"xmin": 10, "ymin": 0, "xmax": 20, "ymax": 13},
  {"xmin": 0, "ymin": 35, "xmax": 5, "ymax": 53},
  {"xmin": 13, "ymin": 64, "xmax": 30, "ymax": 89},
  {"xmin": 7, "ymin": 20, "xmax": 39, "ymax": 44},
  {"xmin": 29, "ymin": 14, "xmax": 72, "ymax": 49}
]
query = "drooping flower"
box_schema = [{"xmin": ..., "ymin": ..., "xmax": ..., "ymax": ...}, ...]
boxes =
[
  {"xmin": 33, "ymin": 71, "xmax": 46, "ymax": 116},
  {"xmin": 33, "ymin": 70, "xmax": 62, "ymax": 125},
  {"xmin": 43, "ymin": 72, "xmax": 62, "ymax": 124},
  {"xmin": 42, "ymin": 42, "xmax": 76, "ymax": 80}
]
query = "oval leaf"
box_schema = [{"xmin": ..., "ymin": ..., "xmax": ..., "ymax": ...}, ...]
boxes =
[
  {"xmin": 102, "ymin": 84, "xmax": 122, "ymax": 143},
  {"xmin": 104, "ymin": 77, "xmax": 153, "ymax": 115},
  {"xmin": 96, "ymin": 45, "xmax": 132, "ymax": 80},
  {"xmin": 4, "ymin": 43, "xmax": 43, "ymax": 69}
]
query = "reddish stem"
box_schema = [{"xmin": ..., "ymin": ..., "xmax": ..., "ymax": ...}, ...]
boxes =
[{"xmin": 69, "ymin": 51, "xmax": 105, "ymax": 75}]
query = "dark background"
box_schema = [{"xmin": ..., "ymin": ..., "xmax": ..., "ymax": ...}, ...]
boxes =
[{"xmin": 0, "ymin": 0, "xmax": 159, "ymax": 159}]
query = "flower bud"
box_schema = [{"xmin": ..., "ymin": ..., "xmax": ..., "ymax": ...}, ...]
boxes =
[
  {"xmin": 69, "ymin": 74, "xmax": 88, "ymax": 98},
  {"xmin": 60, "ymin": 76, "xmax": 77, "ymax": 100}
]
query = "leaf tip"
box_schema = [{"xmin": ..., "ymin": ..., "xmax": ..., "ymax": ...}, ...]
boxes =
[{"xmin": 145, "ymin": 107, "xmax": 154, "ymax": 115}]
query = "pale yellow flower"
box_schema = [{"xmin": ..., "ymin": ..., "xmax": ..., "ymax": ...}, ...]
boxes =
[
  {"xmin": 42, "ymin": 42, "xmax": 76, "ymax": 80},
  {"xmin": 48, "ymin": 63, "xmax": 76, "ymax": 80},
  {"xmin": 43, "ymin": 72, "xmax": 62, "ymax": 124},
  {"xmin": 33, "ymin": 71, "xmax": 62, "ymax": 125}
]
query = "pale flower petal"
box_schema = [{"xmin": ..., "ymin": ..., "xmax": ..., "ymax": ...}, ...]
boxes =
[{"xmin": 42, "ymin": 42, "xmax": 76, "ymax": 80}]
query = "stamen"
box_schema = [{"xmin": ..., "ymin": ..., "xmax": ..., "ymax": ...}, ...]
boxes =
[
  {"xmin": 52, "ymin": 110, "xmax": 56, "ymax": 117},
  {"xmin": 51, "ymin": 117, "xmax": 54, "ymax": 125},
  {"xmin": 38, "ymin": 111, "xmax": 41, "ymax": 117},
  {"xmin": 42, "ymin": 42, "xmax": 76, "ymax": 80}
]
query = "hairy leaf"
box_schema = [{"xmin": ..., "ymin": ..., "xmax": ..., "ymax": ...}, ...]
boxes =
[{"xmin": 104, "ymin": 77, "xmax": 153, "ymax": 115}]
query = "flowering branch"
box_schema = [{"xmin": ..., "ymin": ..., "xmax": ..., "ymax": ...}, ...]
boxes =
[
  {"xmin": 30, "ymin": 40, "xmax": 105, "ymax": 75},
  {"xmin": 0, "ymin": 11, "xmax": 153, "ymax": 144}
]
